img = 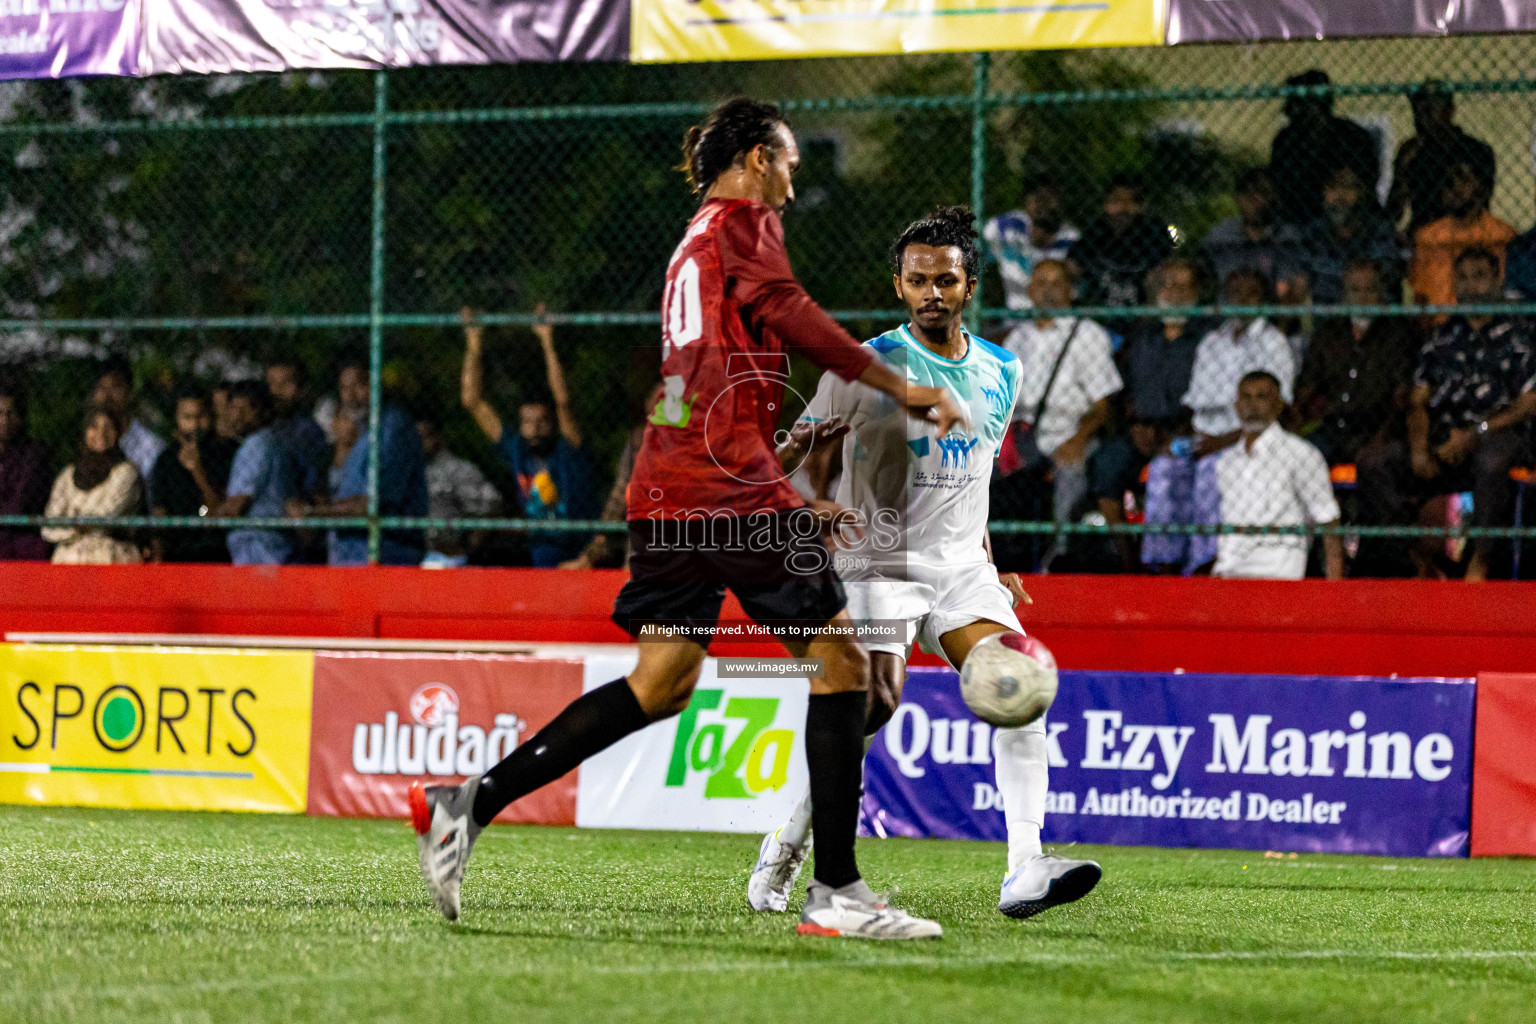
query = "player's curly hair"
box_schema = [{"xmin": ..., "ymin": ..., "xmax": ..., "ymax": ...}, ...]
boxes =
[
  {"xmin": 890, "ymin": 205, "xmax": 981, "ymax": 281},
  {"xmin": 679, "ymin": 98, "xmax": 788, "ymax": 196}
]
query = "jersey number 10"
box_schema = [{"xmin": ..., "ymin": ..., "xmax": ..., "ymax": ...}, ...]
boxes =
[{"xmin": 664, "ymin": 257, "xmax": 703, "ymax": 358}]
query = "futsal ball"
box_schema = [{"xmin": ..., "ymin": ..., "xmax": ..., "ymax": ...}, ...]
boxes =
[{"xmin": 959, "ymin": 632, "xmax": 1058, "ymax": 727}]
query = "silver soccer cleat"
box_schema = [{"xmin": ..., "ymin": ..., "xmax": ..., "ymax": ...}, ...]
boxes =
[
  {"xmin": 409, "ymin": 777, "xmax": 484, "ymax": 921},
  {"xmin": 998, "ymin": 853, "xmax": 1102, "ymax": 920},
  {"xmin": 797, "ymin": 880, "xmax": 942, "ymax": 940},
  {"xmin": 747, "ymin": 828, "xmax": 810, "ymax": 913}
]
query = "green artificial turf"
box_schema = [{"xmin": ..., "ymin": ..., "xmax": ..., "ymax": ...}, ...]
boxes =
[{"xmin": 1, "ymin": 806, "xmax": 1532, "ymax": 1023}]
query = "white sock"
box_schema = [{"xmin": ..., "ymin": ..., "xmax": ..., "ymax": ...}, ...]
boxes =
[
  {"xmin": 994, "ymin": 719, "xmax": 1048, "ymax": 874},
  {"xmin": 777, "ymin": 735, "xmax": 875, "ymax": 850}
]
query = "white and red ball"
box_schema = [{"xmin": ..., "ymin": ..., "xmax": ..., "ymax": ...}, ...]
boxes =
[{"xmin": 959, "ymin": 632, "xmax": 1058, "ymax": 727}]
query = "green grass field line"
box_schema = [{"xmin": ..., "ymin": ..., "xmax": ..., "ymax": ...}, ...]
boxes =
[{"xmin": 1, "ymin": 806, "xmax": 1533, "ymax": 1023}]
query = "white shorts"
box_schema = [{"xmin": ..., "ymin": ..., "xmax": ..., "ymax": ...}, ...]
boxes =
[{"xmin": 843, "ymin": 560, "xmax": 1024, "ymax": 670}]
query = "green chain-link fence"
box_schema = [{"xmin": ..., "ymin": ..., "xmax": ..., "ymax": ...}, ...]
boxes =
[{"xmin": 2, "ymin": 38, "xmax": 1535, "ymax": 577}]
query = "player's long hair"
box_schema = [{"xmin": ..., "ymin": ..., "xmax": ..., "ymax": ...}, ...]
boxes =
[
  {"xmin": 679, "ymin": 98, "xmax": 787, "ymax": 197},
  {"xmin": 890, "ymin": 206, "xmax": 981, "ymax": 282}
]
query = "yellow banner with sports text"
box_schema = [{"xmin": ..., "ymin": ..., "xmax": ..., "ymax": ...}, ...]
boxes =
[
  {"xmin": 631, "ymin": 0, "xmax": 1164, "ymax": 63},
  {"xmin": 0, "ymin": 645, "xmax": 313, "ymax": 813}
]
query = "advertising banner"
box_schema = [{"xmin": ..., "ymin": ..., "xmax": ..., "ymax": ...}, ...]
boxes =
[
  {"xmin": 306, "ymin": 651, "xmax": 583, "ymax": 824},
  {"xmin": 0, "ymin": 643, "xmax": 312, "ymax": 812},
  {"xmin": 1165, "ymin": 0, "xmax": 1536, "ymax": 45},
  {"xmin": 140, "ymin": 0, "xmax": 628, "ymax": 76},
  {"xmin": 630, "ymin": 0, "xmax": 1163, "ymax": 64},
  {"xmin": 0, "ymin": 0, "xmax": 140, "ymax": 79},
  {"xmin": 577, "ymin": 652, "xmax": 811, "ymax": 833},
  {"xmin": 864, "ymin": 668, "xmax": 1474, "ymax": 858}
]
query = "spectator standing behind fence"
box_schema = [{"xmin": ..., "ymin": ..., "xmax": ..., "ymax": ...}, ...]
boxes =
[
  {"xmin": 998, "ymin": 259, "xmax": 1122, "ymax": 569},
  {"xmin": 1358, "ymin": 247, "xmax": 1536, "ymax": 582},
  {"xmin": 1293, "ymin": 260, "xmax": 1421, "ymax": 467},
  {"xmin": 1201, "ymin": 168, "xmax": 1298, "ymax": 290},
  {"xmin": 1409, "ymin": 156, "xmax": 1514, "ymax": 310},
  {"xmin": 461, "ymin": 306, "xmax": 598, "ymax": 567},
  {"xmin": 1287, "ymin": 165, "xmax": 1403, "ymax": 304},
  {"xmin": 149, "ymin": 389, "xmax": 237, "ymax": 563},
  {"xmin": 1089, "ymin": 258, "xmax": 1212, "ymax": 571},
  {"xmin": 42, "ymin": 405, "xmax": 144, "ymax": 564},
  {"xmin": 1141, "ymin": 268, "xmax": 1296, "ymax": 574},
  {"xmin": 214, "ymin": 381, "xmax": 295, "ymax": 566},
  {"xmin": 983, "ymin": 175, "xmax": 1080, "ymax": 312},
  {"xmin": 417, "ymin": 414, "xmax": 501, "ymax": 569},
  {"xmin": 210, "ymin": 382, "xmax": 241, "ymax": 445},
  {"xmin": 1388, "ymin": 82, "xmax": 1496, "ymax": 239},
  {"xmin": 289, "ymin": 362, "xmax": 428, "ymax": 566},
  {"xmin": 91, "ymin": 358, "xmax": 165, "ymax": 500},
  {"xmin": 560, "ymin": 381, "xmax": 664, "ymax": 571},
  {"xmin": 1212, "ymin": 371, "xmax": 1343, "ymax": 580},
  {"xmin": 0, "ymin": 383, "xmax": 52, "ymax": 561},
  {"xmin": 266, "ymin": 358, "xmax": 329, "ymax": 501},
  {"xmin": 1068, "ymin": 173, "xmax": 1172, "ymax": 309},
  {"xmin": 1270, "ymin": 70, "xmax": 1379, "ymax": 229}
]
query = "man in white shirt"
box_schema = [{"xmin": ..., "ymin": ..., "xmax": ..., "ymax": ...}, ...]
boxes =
[
  {"xmin": 1214, "ymin": 371, "xmax": 1344, "ymax": 580},
  {"xmin": 1002, "ymin": 259, "xmax": 1122, "ymax": 567},
  {"xmin": 984, "ymin": 177, "xmax": 1081, "ymax": 311},
  {"xmin": 1142, "ymin": 268, "xmax": 1298, "ymax": 573}
]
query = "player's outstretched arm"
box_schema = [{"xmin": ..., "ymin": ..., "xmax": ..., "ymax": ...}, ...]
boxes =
[{"xmin": 460, "ymin": 307, "xmax": 505, "ymax": 444}]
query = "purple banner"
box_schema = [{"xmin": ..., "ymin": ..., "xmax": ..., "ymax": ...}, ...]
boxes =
[
  {"xmin": 0, "ymin": 0, "xmax": 140, "ymax": 79},
  {"xmin": 1166, "ymin": 0, "xmax": 1536, "ymax": 45},
  {"xmin": 864, "ymin": 668, "xmax": 1475, "ymax": 858},
  {"xmin": 141, "ymin": 0, "xmax": 628, "ymax": 76}
]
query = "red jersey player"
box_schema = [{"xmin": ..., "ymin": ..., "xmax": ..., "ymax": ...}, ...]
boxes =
[{"xmin": 412, "ymin": 98, "xmax": 962, "ymax": 940}]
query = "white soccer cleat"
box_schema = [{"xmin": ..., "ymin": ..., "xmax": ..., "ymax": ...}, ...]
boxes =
[
  {"xmin": 747, "ymin": 828, "xmax": 809, "ymax": 913},
  {"xmin": 409, "ymin": 778, "xmax": 484, "ymax": 922},
  {"xmin": 998, "ymin": 854, "xmax": 1102, "ymax": 920},
  {"xmin": 797, "ymin": 880, "xmax": 942, "ymax": 940}
]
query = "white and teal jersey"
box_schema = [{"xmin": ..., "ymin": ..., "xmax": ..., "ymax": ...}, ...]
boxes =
[{"xmin": 799, "ymin": 324, "xmax": 1021, "ymax": 575}]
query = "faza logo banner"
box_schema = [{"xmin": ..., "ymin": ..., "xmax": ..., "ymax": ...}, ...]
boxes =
[
  {"xmin": 578, "ymin": 653, "xmax": 808, "ymax": 832},
  {"xmin": 305, "ymin": 651, "xmax": 583, "ymax": 824},
  {"xmin": 0, "ymin": 643, "xmax": 313, "ymax": 813},
  {"xmin": 863, "ymin": 667, "xmax": 1475, "ymax": 857}
]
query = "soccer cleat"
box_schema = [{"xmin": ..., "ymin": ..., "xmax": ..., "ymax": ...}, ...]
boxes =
[
  {"xmin": 797, "ymin": 880, "xmax": 942, "ymax": 940},
  {"xmin": 409, "ymin": 777, "xmax": 484, "ymax": 922},
  {"xmin": 998, "ymin": 854, "xmax": 1102, "ymax": 920},
  {"xmin": 747, "ymin": 828, "xmax": 809, "ymax": 913}
]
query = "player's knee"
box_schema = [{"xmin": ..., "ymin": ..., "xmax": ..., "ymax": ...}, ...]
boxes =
[
  {"xmin": 820, "ymin": 640, "xmax": 869, "ymax": 694},
  {"xmin": 865, "ymin": 661, "xmax": 903, "ymax": 734},
  {"xmin": 630, "ymin": 662, "xmax": 702, "ymax": 720}
]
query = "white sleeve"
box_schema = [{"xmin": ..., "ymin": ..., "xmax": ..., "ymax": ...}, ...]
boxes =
[
  {"xmin": 1077, "ymin": 321, "xmax": 1124, "ymax": 404},
  {"xmin": 800, "ymin": 366, "xmax": 846, "ymax": 424},
  {"xmin": 1180, "ymin": 335, "xmax": 1216, "ymax": 409},
  {"xmin": 1294, "ymin": 440, "xmax": 1341, "ymax": 524}
]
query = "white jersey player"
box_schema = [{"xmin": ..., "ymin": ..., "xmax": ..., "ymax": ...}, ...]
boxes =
[{"xmin": 750, "ymin": 207, "xmax": 1102, "ymax": 919}]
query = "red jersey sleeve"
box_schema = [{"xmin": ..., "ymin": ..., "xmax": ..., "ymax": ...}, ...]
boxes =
[{"xmin": 717, "ymin": 203, "xmax": 874, "ymax": 382}]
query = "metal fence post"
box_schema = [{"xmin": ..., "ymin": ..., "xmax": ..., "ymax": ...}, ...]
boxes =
[
  {"xmin": 969, "ymin": 52, "xmax": 990, "ymax": 335},
  {"xmin": 367, "ymin": 70, "xmax": 388, "ymax": 565}
]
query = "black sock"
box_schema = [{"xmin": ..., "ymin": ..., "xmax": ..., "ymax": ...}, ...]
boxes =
[
  {"xmin": 472, "ymin": 679, "xmax": 650, "ymax": 828},
  {"xmin": 805, "ymin": 690, "xmax": 865, "ymax": 889}
]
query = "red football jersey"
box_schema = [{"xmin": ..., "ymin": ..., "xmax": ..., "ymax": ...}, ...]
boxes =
[{"xmin": 627, "ymin": 199, "xmax": 873, "ymax": 518}]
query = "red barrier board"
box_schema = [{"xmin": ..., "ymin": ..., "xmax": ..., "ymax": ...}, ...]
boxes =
[
  {"xmin": 1470, "ymin": 673, "xmax": 1536, "ymax": 857},
  {"xmin": 306, "ymin": 651, "xmax": 582, "ymax": 824}
]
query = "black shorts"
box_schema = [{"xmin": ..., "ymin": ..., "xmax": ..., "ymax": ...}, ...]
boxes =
[{"xmin": 611, "ymin": 511, "xmax": 847, "ymax": 647}]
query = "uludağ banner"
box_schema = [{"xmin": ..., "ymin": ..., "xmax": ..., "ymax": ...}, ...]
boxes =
[
  {"xmin": 864, "ymin": 667, "xmax": 1475, "ymax": 858},
  {"xmin": 305, "ymin": 650, "xmax": 584, "ymax": 824}
]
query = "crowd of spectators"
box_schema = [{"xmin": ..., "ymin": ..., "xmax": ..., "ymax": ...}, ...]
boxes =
[
  {"xmin": 986, "ymin": 73, "xmax": 1535, "ymax": 580},
  {"xmin": 1, "ymin": 73, "xmax": 1533, "ymax": 580}
]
